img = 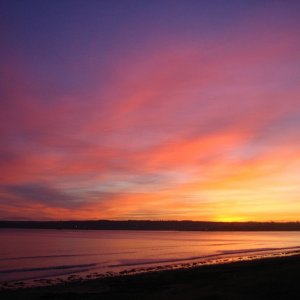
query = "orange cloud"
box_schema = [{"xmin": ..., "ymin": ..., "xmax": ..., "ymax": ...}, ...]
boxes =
[{"xmin": 1, "ymin": 7, "xmax": 300, "ymax": 221}]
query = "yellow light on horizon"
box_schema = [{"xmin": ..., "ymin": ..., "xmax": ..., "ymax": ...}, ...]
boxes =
[{"xmin": 214, "ymin": 216, "xmax": 247, "ymax": 222}]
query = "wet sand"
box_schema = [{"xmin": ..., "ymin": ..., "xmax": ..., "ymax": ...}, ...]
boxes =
[{"xmin": 1, "ymin": 253, "xmax": 300, "ymax": 299}]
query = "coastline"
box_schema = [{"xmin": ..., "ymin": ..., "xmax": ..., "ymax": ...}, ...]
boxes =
[
  {"xmin": 1, "ymin": 247, "xmax": 300, "ymax": 290},
  {"xmin": 2, "ymin": 220, "xmax": 300, "ymax": 231},
  {"xmin": 1, "ymin": 252, "xmax": 300, "ymax": 299}
]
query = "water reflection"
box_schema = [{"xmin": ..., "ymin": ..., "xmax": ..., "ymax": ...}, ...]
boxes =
[{"xmin": 0, "ymin": 229, "xmax": 299, "ymax": 285}]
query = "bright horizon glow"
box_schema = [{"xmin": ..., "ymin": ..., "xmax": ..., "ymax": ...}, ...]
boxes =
[{"xmin": 1, "ymin": 1, "xmax": 300, "ymax": 222}]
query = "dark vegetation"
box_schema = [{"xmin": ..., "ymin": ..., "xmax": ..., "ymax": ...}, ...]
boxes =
[{"xmin": 1, "ymin": 220, "xmax": 300, "ymax": 231}]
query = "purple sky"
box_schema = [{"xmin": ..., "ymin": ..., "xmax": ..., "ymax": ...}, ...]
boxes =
[{"xmin": 1, "ymin": 0, "xmax": 300, "ymax": 221}]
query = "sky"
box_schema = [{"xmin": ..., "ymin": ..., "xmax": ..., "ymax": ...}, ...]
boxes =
[{"xmin": 1, "ymin": 0, "xmax": 300, "ymax": 221}]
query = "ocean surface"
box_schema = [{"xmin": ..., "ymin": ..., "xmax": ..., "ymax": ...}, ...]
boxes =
[{"xmin": 1, "ymin": 229, "xmax": 300, "ymax": 286}]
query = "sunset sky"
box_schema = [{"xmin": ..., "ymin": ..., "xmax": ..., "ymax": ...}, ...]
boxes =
[{"xmin": 1, "ymin": 0, "xmax": 300, "ymax": 221}]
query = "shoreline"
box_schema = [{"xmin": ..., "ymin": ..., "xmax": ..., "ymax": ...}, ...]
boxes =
[
  {"xmin": 1, "ymin": 251, "xmax": 300, "ymax": 299},
  {"xmin": 1, "ymin": 247, "xmax": 300, "ymax": 290},
  {"xmin": 2, "ymin": 220, "xmax": 300, "ymax": 232}
]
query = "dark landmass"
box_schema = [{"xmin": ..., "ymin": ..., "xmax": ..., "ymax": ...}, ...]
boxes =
[
  {"xmin": 1, "ymin": 254, "xmax": 300, "ymax": 299},
  {"xmin": 1, "ymin": 220, "xmax": 300, "ymax": 231}
]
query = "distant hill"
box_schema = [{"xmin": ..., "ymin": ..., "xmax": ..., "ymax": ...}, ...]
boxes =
[{"xmin": 1, "ymin": 220, "xmax": 300, "ymax": 231}]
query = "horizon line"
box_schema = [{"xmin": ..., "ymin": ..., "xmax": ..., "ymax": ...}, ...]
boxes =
[{"xmin": 1, "ymin": 219, "xmax": 300, "ymax": 224}]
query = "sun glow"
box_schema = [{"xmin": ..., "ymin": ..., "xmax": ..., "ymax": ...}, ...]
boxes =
[
  {"xmin": 1, "ymin": 1, "xmax": 300, "ymax": 221},
  {"xmin": 215, "ymin": 216, "xmax": 247, "ymax": 223}
]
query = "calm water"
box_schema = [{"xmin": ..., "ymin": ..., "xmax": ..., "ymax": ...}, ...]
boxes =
[{"xmin": 1, "ymin": 229, "xmax": 300, "ymax": 284}]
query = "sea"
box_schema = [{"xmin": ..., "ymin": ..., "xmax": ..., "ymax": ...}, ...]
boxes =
[{"xmin": 1, "ymin": 229, "xmax": 300, "ymax": 287}]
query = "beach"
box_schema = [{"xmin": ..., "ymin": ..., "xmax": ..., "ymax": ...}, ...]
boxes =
[
  {"xmin": 1, "ymin": 229, "xmax": 300, "ymax": 285},
  {"xmin": 1, "ymin": 253, "xmax": 300, "ymax": 300}
]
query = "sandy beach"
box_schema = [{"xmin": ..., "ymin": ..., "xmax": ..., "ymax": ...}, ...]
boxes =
[{"xmin": 1, "ymin": 253, "xmax": 300, "ymax": 300}]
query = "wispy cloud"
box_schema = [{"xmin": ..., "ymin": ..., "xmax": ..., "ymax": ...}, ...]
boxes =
[{"xmin": 1, "ymin": 1, "xmax": 300, "ymax": 220}]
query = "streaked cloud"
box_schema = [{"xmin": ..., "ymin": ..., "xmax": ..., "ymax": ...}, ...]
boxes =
[{"xmin": 1, "ymin": 1, "xmax": 300, "ymax": 220}]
